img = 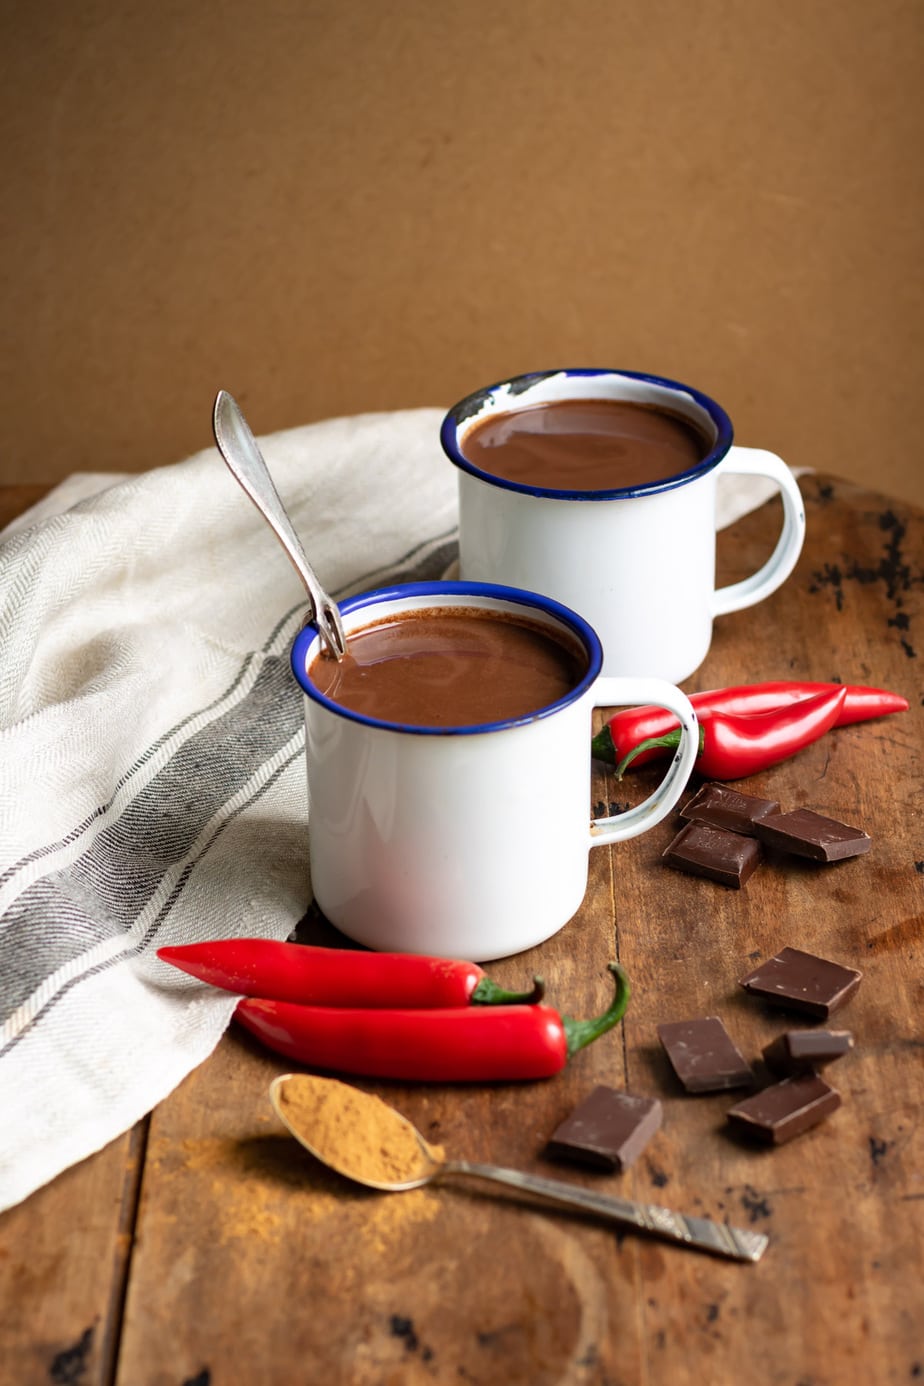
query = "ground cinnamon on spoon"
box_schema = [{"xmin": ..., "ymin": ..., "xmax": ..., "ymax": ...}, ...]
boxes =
[{"xmin": 275, "ymin": 1073, "xmax": 441, "ymax": 1186}]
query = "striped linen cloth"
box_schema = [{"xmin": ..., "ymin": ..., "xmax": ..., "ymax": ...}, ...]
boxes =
[{"xmin": 0, "ymin": 407, "xmax": 456, "ymax": 1212}]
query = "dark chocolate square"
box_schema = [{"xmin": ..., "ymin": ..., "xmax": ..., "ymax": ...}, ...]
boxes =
[
  {"xmin": 739, "ymin": 946, "xmax": 862, "ymax": 1018},
  {"xmin": 662, "ymin": 821, "xmax": 763, "ymax": 888},
  {"xmin": 762, "ymin": 1029, "xmax": 854, "ymax": 1076},
  {"xmin": 657, "ymin": 1016, "xmax": 755, "ymax": 1092},
  {"xmin": 754, "ymin": 808, "xmax": 871, "ymax": 861},
  {"xmin": 726, "ymin": 1074, "xmax": 841, "ymax": 1145},
  {"xmin": 545, "ymin": 1086, "xmax": 662, "ymax": 1172},
  {"xmin": 680, "ymin": 782, "xmax": 781, "ymax": 836}
]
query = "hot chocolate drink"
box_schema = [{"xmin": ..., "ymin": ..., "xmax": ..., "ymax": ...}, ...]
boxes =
[
  {"xmin": 461, "ymin": 397, "xmax": 711, "ymax": 491},
  {"xmin": 309, "ymin": 606, "xmax": 586, "ymax": 727}
]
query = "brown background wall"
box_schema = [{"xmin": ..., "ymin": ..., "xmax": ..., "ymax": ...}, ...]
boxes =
[{"xmin": 3, "ymin": 0, "xmax": 923, "ymax": 505}]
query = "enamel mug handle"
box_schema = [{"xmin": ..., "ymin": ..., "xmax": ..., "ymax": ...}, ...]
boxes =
[
  {"xmin": 590, "ymin": 679, "xmax": 699, "ymax": 846},
  {"xmin": 711, "ymin": 447, "xmax": 806, "ymax": 617}
]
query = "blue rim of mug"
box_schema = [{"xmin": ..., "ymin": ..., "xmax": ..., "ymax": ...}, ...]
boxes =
[
  {"xmin": 439, "ymin": 367, "xmax": 735, "ymax": 501},
  {"xmin": 290, "ymin": 579, "xmax": 604, "ymax": 736}
]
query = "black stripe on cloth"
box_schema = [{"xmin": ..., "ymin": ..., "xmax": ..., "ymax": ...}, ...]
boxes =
[
  {"xmin": 0, "ymin": 652, "xmax": 300, "ymax": 1016},
  {"xmin": 0, "ymin": 604, "xmax": 299, "ymax": 892},
  {"xmin": 0, "ymin": 745, "xmax": 304, "ymax": 1056}
]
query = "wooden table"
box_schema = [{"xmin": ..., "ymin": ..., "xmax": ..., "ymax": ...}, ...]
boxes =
[{"xmin": 2, "ymin": 473, "xmax": 922, "ymax": 1385}]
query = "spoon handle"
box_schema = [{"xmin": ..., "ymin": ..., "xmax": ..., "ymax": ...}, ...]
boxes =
[
  {"xmin": 441, "ymin": 1160, "xmax": 767, "ymax": 1262},
  {"xmin": 212, "ymin": 390, "xmax": 346, "ymax": 659}
]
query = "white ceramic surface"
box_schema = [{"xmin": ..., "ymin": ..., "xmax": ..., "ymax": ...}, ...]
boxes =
[
  {"xmin": 441, "ymin": 369, "xmax": 806, "ymax": 683},
  {"xmin": 291, "ymin": 582, "xmax": 699, "ymax": 960}
]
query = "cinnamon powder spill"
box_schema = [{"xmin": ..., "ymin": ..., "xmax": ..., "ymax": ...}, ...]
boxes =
[{"xmin": 173, "ymin": 1135, "xmax": 441, "ymax": 1247}]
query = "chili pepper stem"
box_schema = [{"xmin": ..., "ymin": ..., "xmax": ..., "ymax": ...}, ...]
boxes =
[
  {"xmin": 562, "ymin": 963, "xmax": 630, "ymax": 1060},
  {"xmin": 614, "ymin": 729, "xmax": 704, "ymax": 779},
  {"xmin": 591, "ymin": 727, "xmax": 617, "ymax": 764},
  {"xmin": 471, "ymin": 975, "xmax": 546, "ymax": 1005}
]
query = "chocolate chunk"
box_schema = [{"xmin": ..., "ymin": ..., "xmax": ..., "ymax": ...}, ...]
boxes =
[
  {"xmin": 545, "ymin": 1086, "xmax": 662, "ymax": 1172},
  {"xmin": 762, "ymin": 1029, "xmax": 854, "ymax": 1076},
  {"xmin": 657, "ymin": 1016, "xmax": 755, "ymax": 1092},
  {"xmin": 726, "ymin": 1074, "xmax": 841, "ymax": 1144},
  {"xmin": 754, "ymin": 808, "xmax": 871, "ymax": 861},
  {"xmin": 739, "ymin": 946, "xmax": 862, "ymax": 1018},
  {"xmin": 662, "ymin": 821, "xmax": 763, "ymax": 888},
  {"xmin": 680, "ymin": 782, "xmax": 781, "ymax": 836}
]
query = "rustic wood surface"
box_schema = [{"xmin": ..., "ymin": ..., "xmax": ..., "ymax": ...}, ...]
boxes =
[{"xmin": 2, "ymin": 473, "xmax": 922, "ymax": 1386}]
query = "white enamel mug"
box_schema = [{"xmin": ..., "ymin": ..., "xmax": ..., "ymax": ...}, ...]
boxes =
[
  {"xmin": 290, "ymin": 581, "xmax": 698, "ymax": 961},
  {"xmin": 441, "ymin": 369, "xmax": 806, "ymax": 683}
]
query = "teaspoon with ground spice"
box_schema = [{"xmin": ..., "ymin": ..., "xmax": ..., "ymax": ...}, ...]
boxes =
[{"xmin": 268, "ymin": 1074, "xmax": 767, "ymax": 1263}]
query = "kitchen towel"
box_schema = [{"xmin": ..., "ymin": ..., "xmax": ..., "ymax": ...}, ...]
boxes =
[{"xmin": 0, "ymin": 405, "xmax": 791, "ymax": 1212}]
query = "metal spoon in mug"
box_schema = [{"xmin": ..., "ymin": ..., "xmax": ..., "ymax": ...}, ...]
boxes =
[
  {"xmin": 212, "ymin": 390, "xmax": 347, "ymax": 660},
  {"xmin": 268, "ymin": 1074, "xmax": 767, "ymax": 1263}
]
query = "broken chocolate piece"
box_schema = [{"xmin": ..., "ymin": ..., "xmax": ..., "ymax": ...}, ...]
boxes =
[
  {"xmin": 680, "ymin": 782, "xmax": 781, "ymax": 836},
  {"xmin": 662, "ymin": 821, "xmax": 763, "ymax": 888},
  {"xmin": 657, "ymin": 1016, "xmax": 755, "ymax": 1092},
  {"xmin": 739, "ymin": 946, "xmax": 862, "ymax": 1018},
  {"xmin": 726, "ymin": 1073, "xmax": 841, "ymax": 1144},
  {"xmin": 754, "ymin": 808, "xmax": 871, "ymax": 861},
  {"xmin": 762, "ymin": 1029, "xmax": 854, "ymax": 1076},
  {"xmin": 545, "ymin": 1086, "xmax": 662, "ymax": 1172}
]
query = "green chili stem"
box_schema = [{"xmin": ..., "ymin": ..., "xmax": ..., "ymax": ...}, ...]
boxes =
[
  {"xmin": 591, "ymin": 726, "xmax": 617, "ymax": 764},
  {"xmin": 614, "ymin": 726, "xmax": 705, "ymax": 780},
  {"xmin": 562, "ymin": 963, "xmax": 631, "ymax": 1059},
  {"xmin": 470, "ymin": 975, "xmax": 546, "ymax": 1005}
]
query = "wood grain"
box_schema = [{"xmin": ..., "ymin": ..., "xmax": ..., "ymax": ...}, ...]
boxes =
[
  {"xmin": 1, "ymin": 474, "xmax": 921, "ymax": 1385},
  {"xmin": 0, "ymin": 1127, "xmax": 144, "ymax": 1386}
]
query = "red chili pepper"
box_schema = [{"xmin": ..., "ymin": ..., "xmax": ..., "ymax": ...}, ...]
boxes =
[
  {"xmin": 233, "ymin": 963, "xmax": 630, "ymax": 1082},
  {"xmin": 613, "ymin": 684, "xmax": 847, "ymax": 780},
  {"xmin": 157, "ymin": 939, "xmax": 543, "ymax": 1007},
  {"xmin": 592, "ymin": 680, "xmax": 908, "ymax": 769}
]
